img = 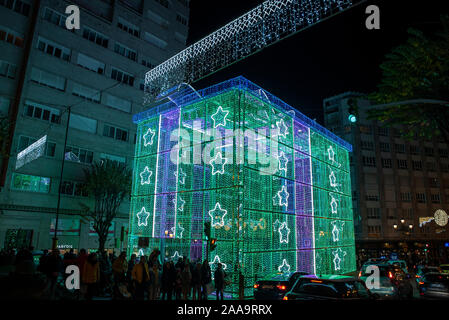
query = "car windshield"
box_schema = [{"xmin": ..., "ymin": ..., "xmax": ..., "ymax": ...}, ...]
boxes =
[{"xmin": 294, "ymin": 279, "xmax": 370, "ymax": 299}]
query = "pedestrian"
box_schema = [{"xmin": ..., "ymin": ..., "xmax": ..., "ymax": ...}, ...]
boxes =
[
  {"xmin": 148, "ymin": 263, "xmax": 160, "ymax": 300},
  {"xmin": 112, "ymin": 251, "xmax": 128, "ymax": 284},
  {"xmin": 191, "ymin": 262, "xmax": 202, "ymax": 300},
  {"xmin": 83, "ymin": 252, "xmax": 100, "ymax": 300},
  {"xmin": 200, "ymin": 260, "xmax": 212, "ymax": 300},
  {"xmin": 132, "ymin": 256, "xmax": 150, "ymax": 300},
  {"xmin": 161, "ymin": 261, "xmax": 174, "ymax": 300},
  {"xmin": 45, "ymin": 249, "xmax": 63, "ymax": 299},
  {"xmin": 214, "ymin": 263, "xmax": 226, "ymax": 301},
  {"xmin": 99, "ymin": 250, "xmax": 112, "ymax": 296},
  {"xmin": 181, "ymin": 263, "xmax": 192, "ymax": 300},
  {"xmin": 127, "ymin": 254, "xmax": 136, "ymax": 283}
]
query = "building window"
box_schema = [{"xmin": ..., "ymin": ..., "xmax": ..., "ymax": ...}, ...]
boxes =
[
  {"xmin": 65, "ymin": 146, "xmax": 93, "ymax": 164},
  {"xmin": 362, "ymin": 156, "xmax": 376, "ymax": 167},
  {"xmin": 400, "ymin": 192, "xmax": 412, "ymax": 202},
  {"xmin": 412, "ymin": 160, "xmax": 422, "ymax": 171},
  {"xmin": 30, "ymin": 67, "xmax": 66, "ymax": 91},
  {"xmin": 425, "ymin": 147, "xmax": 434, "ymax": 156},
  {"xmin": 395, "ymin": 143, "xmax": 405, "ymax": 153},
  {"xmin": 76, "ymin": 53, "xmax": 105, "ymax": 74},
  {"xmin": 429, "ymin": 177, "xmax": 439, "ymax": 188},
  {"xmin": 441, "ymin": 163, "xmax": 449, "ymax": 173},
  {"xmin": 176, "ymin": 13, "xmax": 188, "ymax": 26},
  {"xmin": 43, "ymin": 7, "xmax": 73, "ymax": 31},
  {"xmin": 0, "ymin": 60, "xmax": 17, "ymax": 79},
  {"xmin": 438, "ymin": 149, "xmax": 448, "ymax": 158},
  {"xmin": 72, "ymin": 83, "xmax": 101, "ymax": 103},
  {"xmin": 410, "ymin": 145, "xmax": 420, "ymax": 155},
  {"xmin": 117, "ymin": 17, "xmax": 140, "ymax": 37},
  {"xmin": 69, "ymin": 114, "xmax": 97, "ymax": 134},
  {"xmin": 431, "ymin": 193, "xmax": 441, "ymax": 204},
  {"xmin": 114, "ymin": 42, "xmax": 137, "ymax": 61},
  {"xmin": 0, "ymin": 26, "xmax": 24, "ymax": 47},
  {"xmin": 377, "ymin": 127, "xmax": 389, "ymax": 136},
  {"xmin": 381, "ymin": 158, "xmax": 392, "ymax": 168},
  {"xmin": 82, "ymin": 26, "xmax": 109, "ymax": 48},
  {"xmin": 379, "ymin": 142, "xmax": 390, "ymax": 152},
  {"xmin": 103, "ymin": 124, "xmax": 128, "ymax": 142},
  {"xmin": 0, "ymin": 0, "xmax": 31, "ymax": 16},
  {"xmin": 360, "ymin": 140, "xmax": 374, "ymax": 151},
  {"xmin": 11, "ymin": 173, "xmax": 50, "ymax": 193},
  {"xmin": 144, "ymin": 32, "xmax": 168, "ymax": 50},
  {"xmin": 426, "ymin": 162, "xmax": 436, "ymax": 172},
  {"xmin": 37, "ymin": 37, "xmax": 71, "ymax": 61},
  {"xmin": 397, "ymin": 159, "xmax": 408, "ymax": 169},
  {"xmin": 367, "ymin": 225, "xmax": 381, "ymax": 233},
  {"xmin": 141, "ymin": 57, "xmax": 156, "ymax": 69},
  {"xmin": 404, "ymin": 208, "xmax": 413, "ymax": 219},
  {"xmin": 147, "ymin": 11, "xmax": 169, "ymax": 28},
  {"xmin": 104, "ymin": 94, "xmax": 131, "ymax": 113},
  {"xmin": 61, "ymin": 181, "xmax": 88, "ymax": 197},
  {"xmin": 111, "ymin": 67, "xmax": 134, "ymax": 86},
  {"xmin": 24, "ymin": 100, "xmax": 61, "ymax": 124},
  {"xmin": 365, "ymin": 194, "xmax": 379, "ymax": 201},
  {"xmin": 367, "ymin": 208, "xmax": 381, "ymax": 219},
  {"xmin": 416, "ymin": 193, "xmax": 426, "ymax": 203}
]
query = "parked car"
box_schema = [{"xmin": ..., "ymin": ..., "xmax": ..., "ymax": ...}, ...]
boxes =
[
  {"xmin": 358, "ymin": 263, "xmax": 413, "ymax": 299},
  {"xmin": 253, "ymin": 271, "xmax": 307, "ymax": 300},
  {"xmin": 386, "ymin": 260, "xmax": 408, "ymax": 273},
  {"xmin": 283, "ymin": 275, "xmax": 378, "ymax": 300},
  {"xmin": 418, "ymin": 272, "xmax": 449, "ymax": 299},
  {"xmin": 440, "ymin": 264, "xmax": 449, "ymax": 274}
]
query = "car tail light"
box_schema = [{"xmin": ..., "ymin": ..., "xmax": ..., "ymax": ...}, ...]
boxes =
[
  {"xmin": 253, "ymin": 283, "xmax": 259, "ymax": 289},
  {"xmin": 415, "ymin": 275, "xmax": 421, "ymax": 278},
  {"xmin": 283, "ymin": 296, "xmax": 288, "ymax": 300},
  {"xmin": 388, "ymin": 271, "xmax": 393, "ymax": 279},
  {"xmin": 277, "ymin": 284, "xmax": 287, "ymax": 290},
  {"xmin": 358, "ymin": 271, "xmax": 362, "ymax": 278},
  {"xmin": 418, "ymin": 281, "xmax": 424, "ymax": 285}
]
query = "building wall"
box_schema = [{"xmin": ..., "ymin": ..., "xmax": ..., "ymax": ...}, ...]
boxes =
[
  {"xmin": 323, "ymin": 93, "xmax": 449, "ymax": 249},
  {"xmin": 0, "ymin": 0, "xmax": 189, "ymax": 251}
]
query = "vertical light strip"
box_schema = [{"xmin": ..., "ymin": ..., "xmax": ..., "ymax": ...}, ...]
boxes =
[
  {"xmin": 308, "ymin": 128, "xmax": 316, "ymax": 275},
  {"xmin": 152, "ymin": 114, "xmax": 163, "ymax": 238},
  {"xmin": 173, "ymin": 110, "xmax": 181, "ymax": 238}
]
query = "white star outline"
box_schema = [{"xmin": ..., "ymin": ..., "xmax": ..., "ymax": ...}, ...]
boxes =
[
  {"xmin": 136, "ymin": 207, "xmax": 150, "ymax": 227},
  {"xmin": 209, "ymin": 255, "xmax": 227, "ymax": 270},
  {"xmin": 329, "ymin": 170, "xmax": 338, "ymax": 188},
  {"xmin": 279, "ymin": 222, "xmax": 290, "ymax": 244},
  {"xmin": 278, "ymin": 259, "xmax": 290, "ymax": 273},
  {"xmin": 273, "ymin": 185, "xmax": 289, "ymax": 208},
  {"xmin": 327, "ymin": 145, "xmax": 335, "ymax": 162},
  {"xmin": 331, "ymin": 220, "xmax": 345, "ymax": 242},
  {"xmin": 209, "ymin": 152, "xmax": 227, "ymax": 175},
  {"xmin": 276, "ymin": 118, "xmax": 289, "ymax": 138},
  {"xmin": 143, "ymin": 127, "xmax": 156, "ymax": 147},
  {"xmin": 332, "ymin": 248, "xmax": 347, "ymax": 271},
  {"xmin": 171, "ymin": 223, "xmax": 185, "ymax": 238},
  {"xmin": 208, "ymin": 202, "xmax": 228, "ymax": 227},
  {"xmin": 174, "ymin": 168, "xmax": 187, "ymax": 185},
  {"xmin": 330, "ymin": 196, "xmax": 338, "ymax": 214},
  {"xmin": 140, "ymin": 166, "xmax": 153, "ymax": 185},
  {"xmin": 171, "ymin": 251, "xmax": 182, "ymax": 262},
  {"xmin": 277, "ymin": 151, "xmax": 288, "ymax": 174},
  {"xmin": 211, "ymin": 106, "xmax": 229, "ymax": 128},
  {"xmin": 173, "ymin": 195, "xmax": 186, "ymax": 211}
]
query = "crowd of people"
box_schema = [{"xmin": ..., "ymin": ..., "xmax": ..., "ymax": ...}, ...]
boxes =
[{"xmin": 0, "ymin": 247, "xmax": 229, "ymax": 301}]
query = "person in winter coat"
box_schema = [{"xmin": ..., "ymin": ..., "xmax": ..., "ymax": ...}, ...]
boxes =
[
  {"xmin": 82, "ymin": 253, "xmax": 100, "ymax": 300},
  {"xmin": 200, "ymin": 260, "xmax": 212, "ymax": 300},
  {"xmin": 148, "ymin": 263, "xmax": 160, "ymax": 300},
  {"xmin": 132, "ymin": 256, "xmax": 150, "ymax": 300},
  {"xmin": 161, "ymin": 261, "xmax": 175, "ymax": 300},
  {"xmin": 45, "ymin": 249, "xmax": 63, "ymax": 299},
  {"xmin": 191, "ymin": 262, "xmax": 202, "ymax": 300},
  {"xmin": 181, "ymin": 263, "xmax": 192, "ymax": 300},
  {"xmin": 214, "ymin": 263, "xmax": 226, "ymax": 301},
  {"xmin": 112, "ymin": 251, "xmax": 128, "ymax": 284}
]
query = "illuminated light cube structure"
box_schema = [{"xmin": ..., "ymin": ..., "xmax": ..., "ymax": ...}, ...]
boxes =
[{"xmin": 128, "ymin": 76, "xmax": 356, "ymax": 296}]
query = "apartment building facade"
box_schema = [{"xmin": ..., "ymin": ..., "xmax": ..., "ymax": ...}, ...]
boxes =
[
  {"xmin": 323, "ymin": 93, "xmax": 449, "ymax": 261},
  {"xmin": 0, "ymin": 0, "xmax": 189, "ymax": 253}
]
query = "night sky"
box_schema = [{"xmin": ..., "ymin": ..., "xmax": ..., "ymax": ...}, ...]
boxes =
[{"xmin": 186, "ymin": 0, "xmax": 447, "ymax": 124}]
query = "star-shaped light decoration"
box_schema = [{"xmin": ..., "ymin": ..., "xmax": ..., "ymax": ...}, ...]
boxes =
[
  {"xmin": 171, "ymin": 223, "xmax": 185, "ymax": 238},
  {"xmin": 273, "ymin": 219, "xmax": 282, "ymax": 232},
  {"xmin": 172, "ymin": 196, "xmax": 186, "ymax": 212},
  {"xmin": 209, "ymin": 255, "xmax": 227, "ymax": 270},
  {"xmin": 143, "ymin": 127, "xmax": 156, "ymax": 147},
  {"xmin": 278, "ymin": 259, "xmax": 291, "ymax": 273},
  {"xmin": 276, "ymin": 118, "xmax": 289, "ymax": 138},
  {"xmin": 332, "ymin": 248, "xmax": 347, "ymax": 271},
  {"xmin": 171, "ymin": 251, "xmax": 182, "ymax": 263},
  {"xmin": 331, "ymin": 220, "xmax": 345, "ymax": 242},
  {"xmin": 330, "ymin": 196, "xmax": 338, "ymax": 214},
  {"xmin": 273, "ymin": 185, "xmax": 289, "ymax": 208},
  {"xmin": 208, "ymin": 202, "xmax": 227, "ymax": 227},
  {"xmin": 279, "ymin": 222, "xmax": 290, "ymax": 244},
  {"xmin": 174, "ymin": 168, "xmax": 187, "ymax": 185},
  {"xmin": 136, "ymin": 207, "xmax": 150, "ymax": 227},
  {"xmin": 327, "ymin": 145, "xmax": 335, "ymax": 162},
  {"xmin": 140, "ymin": 166, "xmax": 153, "ymax": 185},
  {"xmin": 211, "ymin": 106, "xmax": 229, "ymax": 128},
  {"xmin": 278, "ymin": 151, "xmax": 288, "ymax": 174},
  {"xmin": 329, "ymin": 170, "xmax": 337, "ymax": 188},
  {"xmin": 209, "ymin": 152, "xmax": 227, "ymax": 175},
  {"xmin": 138, "ymin": 249, "xmax": 145, "ymax": 257}
]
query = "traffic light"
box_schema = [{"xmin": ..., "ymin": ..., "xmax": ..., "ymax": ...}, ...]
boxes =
[
  {"xmin": 347, "ymin": 98, "xmax": 358, "ymax": 123},
  {"xmin": 204, "ymin": 221, "xmax": 211, "ymax": 240},
  {"xmin": 209, "ymin": 238, "xmax": 217, "ymax": 252}
]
